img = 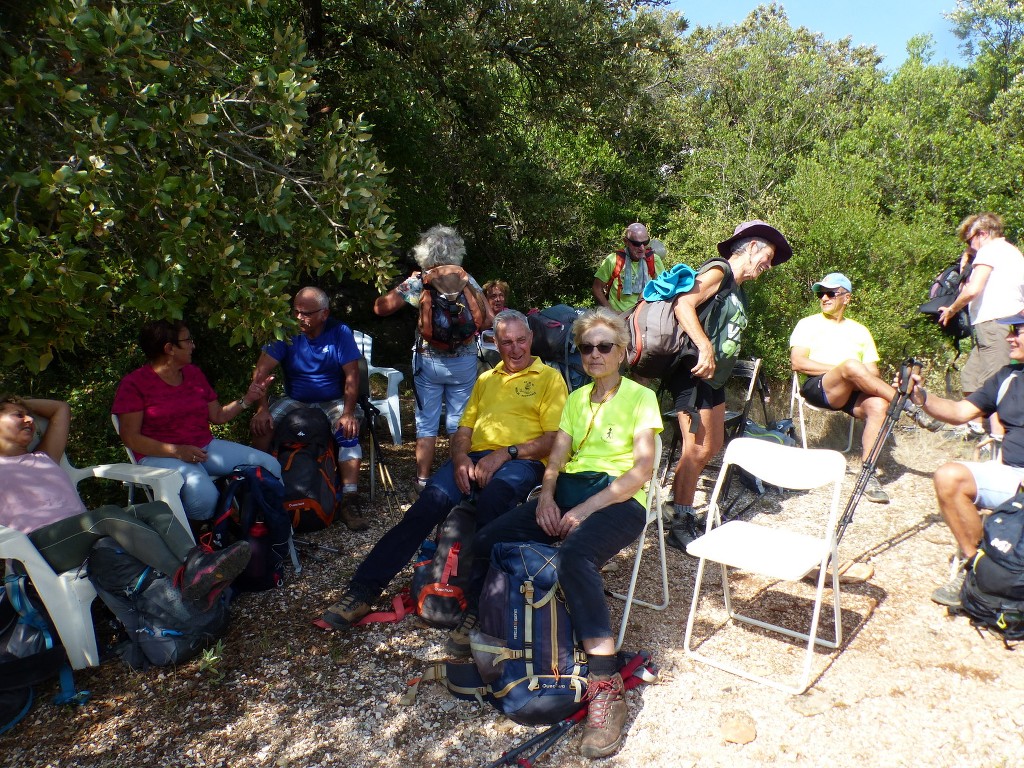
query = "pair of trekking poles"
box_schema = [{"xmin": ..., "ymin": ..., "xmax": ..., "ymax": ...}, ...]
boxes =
[{"xmin": 484, "ymin": 651, "xmax": 659, "ymax": 768}]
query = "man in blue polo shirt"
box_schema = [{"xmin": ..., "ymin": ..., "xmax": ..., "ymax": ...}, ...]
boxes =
[{"xmin": 249, "ymin": 286, "xmax": 368, "ymax": 531}]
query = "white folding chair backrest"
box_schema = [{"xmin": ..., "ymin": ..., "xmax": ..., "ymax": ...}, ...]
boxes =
[
  {"xmin": 2, "ymin": 416, "xmax": 192, "ymax": 670},
  {"xmin": 607, "ymin": 432, "xmax": 669, "ymax": 651},
  {"xmin": 789, "ymin": 372, "xmax": 855, "ymax": 452},
  {"xmin": 353, "ymin": 330, "xmax": 405, "ymax": 445},
  {"xmin": 684, "ymin": 437, "xmax": 848, "ymax": 694}
]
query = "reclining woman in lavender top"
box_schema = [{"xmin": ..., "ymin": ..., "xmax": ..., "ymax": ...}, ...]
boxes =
[
  {"xmin": 112, "ymin": 319, "xmax": 281, "ymax": 523},
  {"xmin": 0, "ymin": 396, "xmax": 249, "ymax": 607}
]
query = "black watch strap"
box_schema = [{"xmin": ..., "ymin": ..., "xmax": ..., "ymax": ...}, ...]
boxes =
[{"xmin": 507, "ymin": 445, "xmax": 519, "ymax": 460}]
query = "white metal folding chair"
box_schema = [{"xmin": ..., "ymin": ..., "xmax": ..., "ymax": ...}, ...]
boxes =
[
  {"xmin": 608, "ymin": 433, "xmax": 669, "ymax": 651},
  {"xmin": 789, "ymin": 372, "xmax": 855, "ymax": 453},
  {"xmin": 353, "ymin": 330, "xmax": 404, "ymax": 445},
  {"xmin": 683, "ymin": 437, "xmax": 848, "ymax": 694},
  {"xmin": 1, "ymin": 420, "xmax": 191, "ymax": 670}
]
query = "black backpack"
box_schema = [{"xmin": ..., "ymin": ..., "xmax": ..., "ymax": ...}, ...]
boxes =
[
  {"xmin": 0, "ymin": 575, "xmax": 86, "ymax": 734},
  {"xmin": 419, "ymin": 265, "xmax": 488, "ymax": 352},
  {"xmin": 958, "ymin": 492, "xmax": 1024, "ymax": 642},
  {"xmin": 526, "ymin": 305, "xmax": 590, "ymax": 391},
  {"xmin": 919, "ymin": 259, "xmax": 972, "ymax": 341},
  {"xmin": 87, "ymin": 537, "xmax": 231, "ymax": 669},
  {"xmin": 213, "ymin": 465, "xmax": 293, "ymax": 591},
  {"xmin": 272, "ymin": 407, "xmax": 338, "ymax": 532},
  {"xmin": 410, "ymin": 501, "xmax": 477, "ymax": 628}
]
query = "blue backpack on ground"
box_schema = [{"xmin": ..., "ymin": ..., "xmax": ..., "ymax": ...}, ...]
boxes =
[
  {"xmin": 959, "ymin": 492, "xmax": 1024, "ymax": 642},
  {"xmin": 87, "ymin": 537, "xmax": 231, "ymax": 669},
  {"xmin": 0, "ymin": 574, "xmax": 87, "ymax": 734},
  {"xmin": 403, "ymin": 541, "xmax": 588, "ymax": 725},
  {"xmin": 213, "ymin": 465, "xmax": 293, "ymax": 592}
]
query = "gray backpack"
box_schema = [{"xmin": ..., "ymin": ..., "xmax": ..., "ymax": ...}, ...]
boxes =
[{"xmin": 88, "ymin": 537, "xmax": 231, "ymax": 670}]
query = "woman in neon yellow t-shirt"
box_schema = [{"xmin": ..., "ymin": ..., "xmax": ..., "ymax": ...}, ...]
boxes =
[{"xmin": 451, "ymin": 308, "xmax": 662, "ymax": 760}]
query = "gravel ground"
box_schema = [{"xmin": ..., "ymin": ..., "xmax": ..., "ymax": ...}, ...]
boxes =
[{"xmin": 3, "ymin": 416, "xmax": 1024, "ymax": 768}]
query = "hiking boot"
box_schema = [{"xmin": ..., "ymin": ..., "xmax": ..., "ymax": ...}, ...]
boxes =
[
  {"xmin": 666, "ymin": 513, "xmax": 703, "ymax": 554},
  {"xmin": 445, "ymin": 610, "xmax": 478, "ymax": 658},
  {"xmin": 319, "ymin": 590, "xmax": 372, "ymax": 630},
  {"xmin": 339, "ymin": 493, "xmax": 370, "ymax": 531},
  {"xmin": 863, "ymin": 474, "xmax": 890, "ymax": 504},
  {"xmin": 931, "ymin": 570, "xmax": 966, "ymax": 609},
  {"xmin": 580, "ymin": 672, "xmax": 627, "ymax": 759},
  {"xmin": 180, "ymin": 540, "xmax": 251, "ymax": 605},
  {"xmin": 904, "ymin": 404, "xmax": 942, "ymax": 432}
]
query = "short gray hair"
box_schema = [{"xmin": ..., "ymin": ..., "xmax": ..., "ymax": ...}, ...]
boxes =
[
  {"xmin": 494, "ymin": 309, "xmax": 530, "ymax": 337},
  {"xmin": 295, "ymin": 286, "xmax": 329, "ymax": 310},
  {"xmin": 411, "ymin": 225, "xmax": 466, "ymax": 270},
  {"xmin": 729, "ymin": 236, "xmax": 769, "ymax": 256},
  {"xmin": 572, "ymin": 308, "xmax": 628, "ymax": 348}
]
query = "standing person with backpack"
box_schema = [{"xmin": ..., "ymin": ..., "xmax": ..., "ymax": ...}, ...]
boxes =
[
  {"xmin": 373, "ymin": 225, "xmax": 492, "ymax": 492},
  {"xmin": 318, "ymin": 310, "xmax": 566, "ymax": 630},
  {"xmin": 592, "ymin": 223, "xmax": 665, "ymax": 312},
  {"xmin": 665, "ymin": 220, "xmax": 792, "ymax": 551},
  {"xmin": 248, "ymin": 287, "xmax": 369, "ymax": 531},
  {"xmin": 938, "ymin": 213, "xmax": 1024, "ymax": 437}
]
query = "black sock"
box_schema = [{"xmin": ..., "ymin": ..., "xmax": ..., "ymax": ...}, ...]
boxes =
[{"xmin": 588, "ymin": 653, "xmax": 617, "ymax": 677}]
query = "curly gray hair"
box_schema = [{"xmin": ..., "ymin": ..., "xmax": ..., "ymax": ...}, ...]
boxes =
[{"xmin": 411, "ymin": 225, "xmax": 466, "ymax": 270}]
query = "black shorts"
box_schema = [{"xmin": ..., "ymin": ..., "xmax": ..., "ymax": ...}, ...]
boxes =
[
  {"xmin": 666, "ymin": 366, "xmax": 726, "ymax": 414},
  {"xmin": 800, "ymin": 374, "xmax": 860, "ymax": 417}
]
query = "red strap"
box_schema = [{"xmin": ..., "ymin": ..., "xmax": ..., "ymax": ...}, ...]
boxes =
[
  {"xmin": 355, "ymin": 588, "xmax": 416, "ymax": 625},
  {"xmin": 606, "ymin": 249, "xmax": 657, "ymax": 299},
  {"xmin": 442, "ymin": 542, "xmax": 461, "ymax": 582}
]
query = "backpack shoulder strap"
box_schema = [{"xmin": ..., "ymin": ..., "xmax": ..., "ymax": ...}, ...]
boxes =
[
  {"xmin": 605, "ymin": 251, "xmax": 627, "ymax": 298},
  {"xmin": 643, "ymin": 249, "xmax": 657, "ymax": 277},
  {"xmin": 997, "ymin": 371, "xmax": 1020, "ymax": 407}
]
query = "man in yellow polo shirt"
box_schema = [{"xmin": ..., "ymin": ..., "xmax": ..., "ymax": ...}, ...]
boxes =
[{"xmin": 319, "ymin": 309, "xmax": 568, "ymax": 629}]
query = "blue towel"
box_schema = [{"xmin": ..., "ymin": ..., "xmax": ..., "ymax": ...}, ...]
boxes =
[{"xmin": 641, "ymin": 263, "xmax": 697, "ymax": 302}]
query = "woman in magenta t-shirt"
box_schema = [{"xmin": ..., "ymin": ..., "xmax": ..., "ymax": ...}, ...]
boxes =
[{"xmin": 112, "ymin": 320, "xmax": 280, "ymax": 522}]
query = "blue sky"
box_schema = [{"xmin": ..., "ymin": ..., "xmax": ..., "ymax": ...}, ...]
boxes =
[{"xmin": 668, "ymin": 1, "xmax": 966, "ymax": 69}]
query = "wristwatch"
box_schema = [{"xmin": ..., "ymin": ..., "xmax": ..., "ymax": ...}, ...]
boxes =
[{"xmin": 507, "ymin": 445, "xmax": 519, "ymax": 460}]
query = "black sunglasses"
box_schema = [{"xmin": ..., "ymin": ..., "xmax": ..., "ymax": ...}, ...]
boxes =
[
  {"xmin": 579, "ymin": 341, "xmax": 616, "ymax": 355},
  {"xmin": 626, "ymin": 238, "xmax": 650, "ymax": 247},
  {"xmin": 815, "ymin": 289, "xmax": 848, "ymax": 299}
]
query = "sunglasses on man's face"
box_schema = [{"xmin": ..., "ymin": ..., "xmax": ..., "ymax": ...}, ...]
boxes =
[
  {"xmin": 579, "ymin": 341, "xmax": 616, "ymax": 355},
  {"xmin": 626, "ymin": 238, "xmax": 650, "ymax": 247},
  {"xmin": 816, "ymin": 289, "xmax": 847, "ymax": 299}
]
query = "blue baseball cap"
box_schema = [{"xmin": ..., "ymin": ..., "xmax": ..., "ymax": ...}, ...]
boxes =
[
  {"xmin": 997, "ymin": 311, "xmax": 1024, "ymax": 325},
  {"xmin": 812, "ymin": 273, "xmax": 853, "ymax": 293}
]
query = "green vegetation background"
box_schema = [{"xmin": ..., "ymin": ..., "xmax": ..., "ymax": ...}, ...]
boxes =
[{"xmin": 3, "ymin": 1, "xmax": 1021, "ymax": 479}]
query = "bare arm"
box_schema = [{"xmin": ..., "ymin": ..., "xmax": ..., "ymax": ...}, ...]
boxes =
[
  {"xmin": 672, "ymin": 266, "xmax": 727, "ymax": 380},
  {"xmin": 472, "ymin": 429, "xmax": 559, "ymax": 489},
  {"xmin": 25, "ymin": 398, "xmax": 71, "ymax": 462},
  {"xmin": 208, "ymin": 373, "xmax": 274, "ymax": 426},
  {"xmin": 250, "ymin": 352, "xmax": 281, "ymax": 437},
  {"xmin": 940, "ymin": 264, "xmax": 990, "ymax": 322},
  {"xmin": 591, "ymin": 277, "xmax": 611, "ymax": 308},
  {"xmin": 118, "ymin": 410, "xmax": 196, "ymax": 461},
  {"xmin": 907, "ymin": 374, "xmax": 984, "ymax": 425},
  {"xmin": 790, "ymin": 346, "xmax": 833, "ymax": 377},
  {"xmin": 374, "ymin": 272, "xmax": 418, "ymax": 316}
]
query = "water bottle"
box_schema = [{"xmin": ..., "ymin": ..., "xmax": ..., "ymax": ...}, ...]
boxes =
[{"xmin": 335, "ymin": 428, "xmax": 360, "ymax": 452}]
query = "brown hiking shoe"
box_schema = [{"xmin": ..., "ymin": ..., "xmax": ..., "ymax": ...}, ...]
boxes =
[
  {"xmin": 319, "ymin": 591, "xmax": 372, "ymax": 630},
  {"xmin": 339, "ymin": 493, "xmax": 369, "ymax": 531},
  {"xmin": 445, "ymin": 610, "xmax": 478, "ymax": 658},
  {"xmin": 580, "ymin": 673, "xmax": 627, "ymax": 759}
]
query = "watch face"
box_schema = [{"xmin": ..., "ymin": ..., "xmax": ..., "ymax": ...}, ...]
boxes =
[{"xmin": 508, "ymin": 445, "xmax": 518, "ymax": 459}]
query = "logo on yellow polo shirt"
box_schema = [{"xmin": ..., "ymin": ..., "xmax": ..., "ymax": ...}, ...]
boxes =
[{"xmin": 515, "ymin": 381, "xmax": 537, "ymax": 397}]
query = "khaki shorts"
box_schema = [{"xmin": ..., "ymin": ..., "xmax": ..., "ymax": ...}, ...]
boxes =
[{"xmin": 962, "ymin": 320, "xmax": 1012, "ymax": 393}]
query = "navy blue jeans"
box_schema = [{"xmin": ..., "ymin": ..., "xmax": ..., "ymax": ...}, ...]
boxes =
[
  {"xmin": 349, "ymin": 451, "xmax": 544, "ymax": 598},
  {"xmin": 467, "ymin": 496, "xmax": 647, "ymax": 641}
]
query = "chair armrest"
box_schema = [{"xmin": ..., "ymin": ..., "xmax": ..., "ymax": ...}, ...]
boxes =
[
  {"xmin": 82, "ymin": 464, "xmax": 193, "ymax": 542},
  {"xmin": 368, "ymin": 363, "xmax": 404, "ymax": 399}
]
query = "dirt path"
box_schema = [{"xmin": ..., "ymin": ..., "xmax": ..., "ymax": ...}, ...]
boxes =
[{"xmin": 3, "ymin": 425, "xmax": 1023, "ymax": 768}]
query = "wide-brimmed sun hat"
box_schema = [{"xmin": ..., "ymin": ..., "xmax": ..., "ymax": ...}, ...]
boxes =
[{"xmin": 716, "ymin": 220, "xmax": 793, "ymax": 265}]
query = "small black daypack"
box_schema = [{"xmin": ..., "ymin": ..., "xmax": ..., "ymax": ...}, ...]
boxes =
[
  {"xmin": 87, "ymin": 538, "xmax": 231, "ymax": 670},
  {"xmin": 919, "ymin": 259, "xmax": 972, "ymax": 341},
  {"xmin": 410, "ymin": 501, "xmax": 477, "ymax": 628},
  {"xmin": 213, "ymin": 465, "xmax": 293, "ymax": 592},
  {"xmin": 272, "ymin": 407, "xmax": 338, "ymax": 533}
]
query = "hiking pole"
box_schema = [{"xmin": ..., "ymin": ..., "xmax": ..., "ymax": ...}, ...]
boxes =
[
  {"xmin": 292, "ymin": 538, "xmax": 342, "ymax": 555},
  {"xmin": 835, "ymin": 357, "xmax": 922, "ymax": 544},
  {"xmin": 484, "ymin": 652, "xmax": 658, "ymax": 768}
]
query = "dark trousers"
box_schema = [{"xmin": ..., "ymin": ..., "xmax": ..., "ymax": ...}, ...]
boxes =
[
  {"xmin": 349, "ymin": 452, "xmax": 544, "ymax": 598},
  {"xmin": 467, "ymin": 497, "xmax": 646, "ymax": 641}
]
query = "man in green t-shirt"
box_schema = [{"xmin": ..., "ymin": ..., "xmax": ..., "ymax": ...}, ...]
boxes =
[{"xmin": 592, "ymin": 223, "xmax": 666, "ymax": 312}]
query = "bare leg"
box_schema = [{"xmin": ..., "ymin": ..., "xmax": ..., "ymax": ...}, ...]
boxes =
[
  {"xmin": 671, "ymin": 403, "xmax": 726, "ymax": 507},
  {"xmin": 415, "ymin": 435, "xmax": 437, "ymax": 480},
  {"xmin": 852, "ymin": 394, "xmax": 888, "ymax": 464},
  {"xmin": 821, "ymin": 359, "xmax": 896, "ymax": 406},
  {"xmin": 933, "ymin": 462, "xmax": 983, "ymax": 558}
]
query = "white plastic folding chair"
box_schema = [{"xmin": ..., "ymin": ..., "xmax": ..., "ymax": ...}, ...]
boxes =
[
  {"xmin": 353, "ymin": 330, "xmax": 405, "ymax": 445},
  {"xmin": 608, "ymin": 432, "xmax": 669, "ymax": 651},
  {"xmin": 1, "ymin": 420, "xmax": 191, "ymax": 670},
  {"xmin": 789, "ymin": 372, "xmax": 855, "ymax": 453},
  {"xmin": 683, "ymin": 437, "xmax": 848, "ymax": 694}
]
